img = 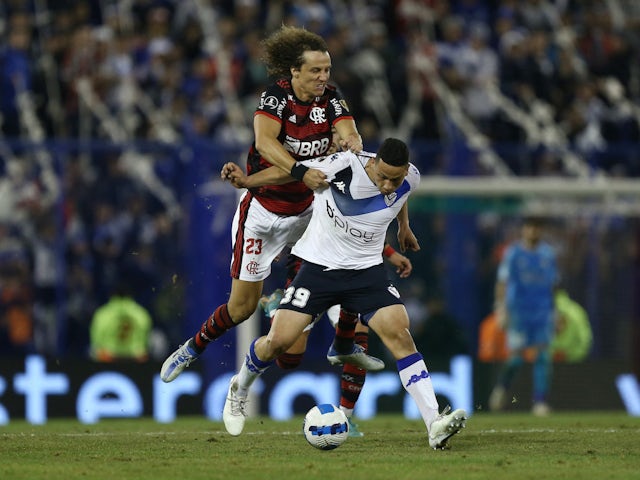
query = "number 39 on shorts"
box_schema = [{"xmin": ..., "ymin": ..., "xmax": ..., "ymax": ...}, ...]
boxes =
[{"xmin": 281, "ymin": 286, "xmax": 311, "ymax": 308}]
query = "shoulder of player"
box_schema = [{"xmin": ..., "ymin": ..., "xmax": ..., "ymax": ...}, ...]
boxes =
[{"xmin": 259, "ymin": 81, "xmax": 289, "ymax": 102}]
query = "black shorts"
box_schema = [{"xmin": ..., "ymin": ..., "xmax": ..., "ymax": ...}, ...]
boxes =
[{"xmin": 278, "ymin": 261, "xmax": 403, "ymax": 321}]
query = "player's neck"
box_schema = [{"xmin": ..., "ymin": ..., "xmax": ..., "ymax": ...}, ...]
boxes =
[{"xmin": 364, "ymin": 159, "xmax": 376, "ymax": 185}]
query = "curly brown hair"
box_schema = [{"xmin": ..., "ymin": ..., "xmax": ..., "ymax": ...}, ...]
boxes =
[{"xmin": 261, "ymin": 25, "xmax": 329, "ymax": 78}]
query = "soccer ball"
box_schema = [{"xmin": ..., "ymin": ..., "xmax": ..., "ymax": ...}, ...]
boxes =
[{"xmin": 302, "ymin": 404, "xmax": 349, "ymax": 450}]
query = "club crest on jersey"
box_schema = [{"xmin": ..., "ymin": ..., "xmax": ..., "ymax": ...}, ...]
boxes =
[
  {"xmin": 384, "ymin": 192, "xmax": 397, "ymax": 206},
  {"xmin": 309, "ymin": 107, "xmax": 326, "ymax": 124}
]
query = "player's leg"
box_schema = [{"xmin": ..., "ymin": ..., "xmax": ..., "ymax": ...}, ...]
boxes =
[
  {"xmin": 489, "ymin": 320, "xmax": 527, "ymax": 411},
  {"xmin": 223, "ymin": 308, "xmax": 313, "ymax": 435},
  {"xmin": 367, "ymin": 303, "xmax": 467, "ymax": 449},
  {"xmin": 326, "ymin": 304, "xmax": 369, "ymax": 436},
  {"xmin": 531, "ymin": 317, "xmax": 554, "ymax": 416},
  {"xmin": 340, "ymin": 322, "xmax": 369, "ymax": 437},
  {"xmin": 161, "ymin": 193, "xmax": 284, "ymax": 383}
]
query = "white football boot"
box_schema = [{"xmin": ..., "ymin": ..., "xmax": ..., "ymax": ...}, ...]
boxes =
[
  {"xmin": 223, "ymin": 375, "xmax": 247, "ymax": 436},
  {"xmin": 428, "ymin": 406, "xmax": 467, "ymax": 450}
]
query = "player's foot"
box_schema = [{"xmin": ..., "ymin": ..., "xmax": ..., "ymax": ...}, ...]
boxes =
[
  {"xmin": 532, "ymin": 402, "xmax": 550, "ymax": 417},
  {"xmin": 223, "ymin": 375, "xmax": 247, "ymax": 436},
  {"xmin": 259, "ymin": 289, "xmax": 283, "ymax": 318},
  {"xmin": 160, "ymin": 340, "xmax": 199, "ymax": 382},
  {"xmin": 327, "ymin": 343, "xmax": 385, "ymax": 371},
  {"xmin": 428, "ymin": 406, "xmax": 467, "ymax": 450},
  {"xmin": 489, "ymin": 385, "xmax": 507, "ymax": 411},
  {"xmin": 347, "ymin": 417, "xmax": 364, "ymax": 437}
]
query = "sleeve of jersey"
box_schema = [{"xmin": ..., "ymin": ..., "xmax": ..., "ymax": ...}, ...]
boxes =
[
  {"xmin": 299, "ymin": 151, "xmax": 353, "ymax": 181},
  {"xmin": 328, "ymin": 89, "xmax": 355, "ymax": 124},
  {"xmin": 254, "ymin": 84, "xmax": 285, "ymax": 122}
]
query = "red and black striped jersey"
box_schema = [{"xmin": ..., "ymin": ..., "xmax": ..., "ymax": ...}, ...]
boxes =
[{"xmin": 246, "ymin": 78, "xmax": 354, "ymax": 216}]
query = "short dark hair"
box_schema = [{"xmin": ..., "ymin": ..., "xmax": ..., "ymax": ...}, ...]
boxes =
[{"xmin": 376, "ymin": 138, "xmax": 409, "ymax": 167}]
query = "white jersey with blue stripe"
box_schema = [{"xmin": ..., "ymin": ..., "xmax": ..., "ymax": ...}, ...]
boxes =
[{"xmin": 291, "ymin": 150, "xmax": 420, "ymax": 270}]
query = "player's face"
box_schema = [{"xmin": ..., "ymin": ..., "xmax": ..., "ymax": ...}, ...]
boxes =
[
  {"xmin": 291, "ymin": 50, "xmax": 331, "ymax": 102},
  {"xmin": 370, "ymin": 160, "xmax": 408, "ymax": 195},
  {"xmin": 522, "ymin": 223, "xmax": 542, "ymax": 246}
]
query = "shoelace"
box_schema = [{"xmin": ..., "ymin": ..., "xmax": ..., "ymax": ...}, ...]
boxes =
[
  {"xmin": 174, "ymin": 345, "xmax": 196, "ymax": 367},
  {"xmin": 228, "ymin": 393, "xmax": 247, "ymax": 416},
  {"xmin": 438, "ymin": 405, "xmax": 452, "ymax": 419}
]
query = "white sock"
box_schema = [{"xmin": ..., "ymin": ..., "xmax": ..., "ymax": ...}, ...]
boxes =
[
  {"xmin": 340, "ymin": 406, "xmax": 354, "ymax": 418},
  {"xmin": 235, "ymin": 338, "xmax": 273, "ymax": 397},
  {"xmin": 397, "ymin": 353, "xmax": 439, "ymax": 431}
]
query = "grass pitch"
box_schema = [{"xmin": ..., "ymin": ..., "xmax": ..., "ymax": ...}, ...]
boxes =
[{"xmin": 1, "ymin": 412, "xmax": 638, "ymax": 480}]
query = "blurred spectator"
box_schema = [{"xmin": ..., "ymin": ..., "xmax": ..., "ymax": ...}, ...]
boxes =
[
  {"xmin": 90, "ymin": 281, "xmax": 152, "ymax": 362},
  {"xmin": 551, "ymin": 289, "xmax": 592, "ymax": 362},
  {"xmin": 0, "ymin": 11, "xmax": 33, "ymax": 137}
]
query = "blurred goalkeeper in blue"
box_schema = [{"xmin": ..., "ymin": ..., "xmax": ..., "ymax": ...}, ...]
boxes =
[{"xmin": 489, "ymin": 216, "xmax": 559, "ymax": 416}]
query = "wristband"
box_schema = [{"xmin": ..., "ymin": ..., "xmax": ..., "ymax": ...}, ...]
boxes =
[
  {"xmin": 383, "ymin": 245, "xmax": 396, "ymax": 257},
  {"xmin": 290, "ymin": 162, "xmax": 309, "ymax": 181}
]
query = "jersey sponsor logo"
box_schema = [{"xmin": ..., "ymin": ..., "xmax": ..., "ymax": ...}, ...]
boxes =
[
  {"xmin": 284, "ymin": 136, "xmax": 330, "ymax": 157},
  {"xmin": 309, "ymin": 107, "xmax": 326, "ymax": 124},
  {"xmin": 339, "ymin": 99, "xmax": 350, "ymax": 112},
  {"xmin": 333, "ymin": 180, "xmax": 347, "ymax": 194},
  {"xmin": 262, "ymin": 95, "xmax": 278, "ymax": 109},
  {"xmin": 330, "ymin": 98, "xmax": 345, "ymax": 115},
  {"xmin": 324, "ymin": 199, "xmax": 375, "ymax": 242},
  {"xmin": 405, "ymin": 369, "xmax": 430, "ymax": 387}
]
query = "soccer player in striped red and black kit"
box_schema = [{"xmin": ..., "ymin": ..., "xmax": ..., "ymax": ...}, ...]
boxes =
[{"xmin": 161, "ymin": 25, "xmax": 378, "ymax": 383}]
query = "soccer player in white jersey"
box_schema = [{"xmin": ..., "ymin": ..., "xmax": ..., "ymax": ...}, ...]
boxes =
[{"xmin": 220, "ymin": 138, "xmax": 467, "ymax": 450}]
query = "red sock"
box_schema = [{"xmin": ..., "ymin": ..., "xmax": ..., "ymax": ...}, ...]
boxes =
[
  {"xmin": 333, "ymin": 309, "xmax": 358, "ymax": 353},
  {"xmin": 193, "ymin": 304, "xmax": 235, "ymax": 352},
  {"xmin": 340, "ymin": 331, "xmax": 369, "ymax": 408},
  {"xmin": 276, "ymin": 352, "xmax": 304, "ymax": 370}
]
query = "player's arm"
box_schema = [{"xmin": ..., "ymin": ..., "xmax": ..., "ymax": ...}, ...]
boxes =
[
  {"xmin": 383, "ymin": 243, "xmax": 412, "ymax": 278},
  {"xmin": 395, "ymin": 203, "xmax": 420, "ymax": 253},
  {"xmin": 221, "ymin": 162, "xmax": 294, "ymax": 189},
  {"xmin": 333, "ymin": 118, "xmax": 363, "ymax": 153},
  {"xmin": 254, "ymin": 114, "xmax": 328, "ymax": 190},
  {"xmin": 494, "ymin": 279, "xmax": 508, "ymax": 329}
]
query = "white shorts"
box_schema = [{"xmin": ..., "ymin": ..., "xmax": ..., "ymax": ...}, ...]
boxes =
[{"xmin": 230, "ymin": 191, "xmax": 312, "ymax": 281}]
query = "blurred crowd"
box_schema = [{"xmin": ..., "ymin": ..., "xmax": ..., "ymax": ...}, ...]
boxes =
[{"xmin": 1, "ymin": 0, "xmax": 640, "ymax": 359}]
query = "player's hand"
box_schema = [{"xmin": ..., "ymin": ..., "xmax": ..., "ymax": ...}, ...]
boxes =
[
  {"xmin": 397, "ymin": 227, "xmax": 420, "ymax": 253},
  {"xmin": 221, "ymin": 162, "xmax": 249, "ymax": 189},
  {"xmin": 340, "ymin": 133, "xmax": 363, "ymax": 153},
  {"xmin": 388, "ymin": 251, "xmax": 413, "ymax": 278},
  {"xmin": 303, "ymin": 168, "xmax": 329, "ymax": 190}
]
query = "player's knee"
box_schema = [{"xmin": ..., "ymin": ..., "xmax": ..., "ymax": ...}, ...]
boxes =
[{"xmin": 227, "ymin": 302, "xmax": 258, "ymax": 323}]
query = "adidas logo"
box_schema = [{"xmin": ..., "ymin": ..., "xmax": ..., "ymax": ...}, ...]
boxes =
[{"xmin": 288, "ymin": 114, "xmax": 296, "ymax": 123}]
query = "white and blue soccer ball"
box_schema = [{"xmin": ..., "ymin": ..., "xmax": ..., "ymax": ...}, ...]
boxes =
[{"xmin": 302, "ymin": 404, "xmax": 349, "ymax": 450}]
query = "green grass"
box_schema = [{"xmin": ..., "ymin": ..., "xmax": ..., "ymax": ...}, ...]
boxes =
[{"xmin": 2, "ymin": 412, "xmax": 639, "ymax": 480}]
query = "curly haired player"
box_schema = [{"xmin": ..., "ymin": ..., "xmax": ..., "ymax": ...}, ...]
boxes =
[{"xmin": 160, "ymin": 25, "xmax": 381, "ymax": 383}]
